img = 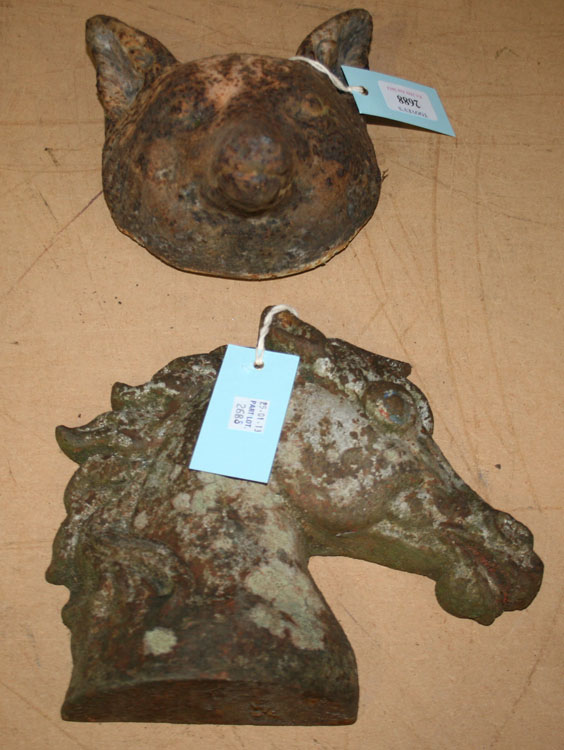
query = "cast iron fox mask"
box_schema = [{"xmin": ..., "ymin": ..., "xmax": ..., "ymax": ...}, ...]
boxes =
[{"xmin": 86, "ymin": 10, "xmax": 382, "ymax": 278}]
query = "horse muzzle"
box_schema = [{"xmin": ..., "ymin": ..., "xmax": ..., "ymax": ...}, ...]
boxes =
[{"xmin": 434, "ymin": 514, "xmax": 543, "ymax": 625}]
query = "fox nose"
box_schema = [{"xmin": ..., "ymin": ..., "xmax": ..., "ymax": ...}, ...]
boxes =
[{"xmin": 211, "ymin": 119, "xmax": 293, "ymax": 214}]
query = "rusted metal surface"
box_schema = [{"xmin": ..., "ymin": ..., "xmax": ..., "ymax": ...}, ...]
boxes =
[
  {"xmin": 86, "ymin": 10, "xmax": 381, "ymax": 278},
  {"xmin": 47, "ymin": 309, "xmax": 543, "ymax": 724}
]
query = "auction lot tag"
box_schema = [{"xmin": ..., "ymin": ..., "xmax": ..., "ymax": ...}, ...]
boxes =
[
  {"xmin": 190, "ymin": 345, "xmax": 299, "ymax": 483},
  {"xmin": 342, "ymin": 66, "xmax": 455, "ymax": 136}
]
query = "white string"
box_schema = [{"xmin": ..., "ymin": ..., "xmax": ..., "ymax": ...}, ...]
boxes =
[
  {"xmin": 254, "ymin": 304, "xmax": 298, "ymax": 368},
  {"xmin": 289, "ymin": 56, "xmax": 366, "ymax": 94}
]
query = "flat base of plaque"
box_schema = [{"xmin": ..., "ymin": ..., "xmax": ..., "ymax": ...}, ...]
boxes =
[{"xmin": 61, "ymin": 679, "xmax": 358, "ymax": 725}]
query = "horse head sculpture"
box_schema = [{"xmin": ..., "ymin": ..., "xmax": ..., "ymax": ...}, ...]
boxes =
[
  {"xmin": 47, "ymin": 309, "xmax": 543, "ymax": 724},
  {"xmin": 86, "ymin": 10, "xmax": 381, "ymax": 278}
]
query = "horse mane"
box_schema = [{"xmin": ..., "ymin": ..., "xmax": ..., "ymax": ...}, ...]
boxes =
[
  {"xmin": 46, "ymin": 350, "xmax": 223, "ymax": 592},
  {"xmin": 265, "ymin": 309, "xmax": 434, "ymax": 432}
]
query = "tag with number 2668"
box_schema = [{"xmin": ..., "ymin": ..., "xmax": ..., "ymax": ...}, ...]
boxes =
[{"xmin": 189, "ymin": 345, "xmax": 299, "ymax": 483}]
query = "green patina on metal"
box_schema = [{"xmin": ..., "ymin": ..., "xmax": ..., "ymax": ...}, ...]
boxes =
[{"xmin": 47, "ymin": 308, "xmax": 543, "ymax": 725}]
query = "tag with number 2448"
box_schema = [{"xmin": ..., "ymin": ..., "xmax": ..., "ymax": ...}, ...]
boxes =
[{"xmin": 342, "ymin": 66, "xmax": 455, "ymax": 137}]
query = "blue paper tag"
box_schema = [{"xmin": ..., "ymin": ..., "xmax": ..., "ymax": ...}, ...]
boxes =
[
  {"xmin": 189, "ymin": 344, "xmax": 299, "ymax": 483},
  {"xmin": 341, "ymin": 66, "xmax": 455, "ymax": 137}
]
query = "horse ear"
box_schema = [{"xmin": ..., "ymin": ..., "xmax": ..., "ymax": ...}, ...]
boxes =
[
  {"xmin": 265, "ymin": 308, "xmax": 413, "ymax": 383},
  {"xmin": 86, "ymin": 15, "xmax": 178, "ymax": 126},
  {"xmin": 295, "ymin": 9, "xmax": 373, "ymax": 83},
  {"xmin": 263, "ymin": 308, "xmax": 328, "ymax": 362}
]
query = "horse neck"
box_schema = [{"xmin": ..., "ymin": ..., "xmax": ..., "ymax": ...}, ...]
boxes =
[
  {"xmin": 174, "ymin": 474, "xmax": 320, "ymax": 621},
  {"xmin": 64, "ymin": 472, "xmax": 359, "ymax": 723},
  {"xmin": 163, "ymin": 472, "xmax": 357, "ymax": 652}
]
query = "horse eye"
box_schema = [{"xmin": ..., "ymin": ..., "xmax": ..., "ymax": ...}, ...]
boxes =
[{"xmin": 362, "ymin": 382, "xmax": 415, "ymax": 427}]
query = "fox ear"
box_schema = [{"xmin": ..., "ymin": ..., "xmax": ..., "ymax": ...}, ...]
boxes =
[
  {"xmin": 86, "ymin": 15, "xmax": 177, "ymax": 126},
  {"xmin": 296, "ymin": 9, "xmax": 372, "ymax": 83}
]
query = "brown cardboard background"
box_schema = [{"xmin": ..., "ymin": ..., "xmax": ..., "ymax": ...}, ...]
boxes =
[{"xmin": 1, "ymin": 0, "xmax": 562, "ymax": 747}]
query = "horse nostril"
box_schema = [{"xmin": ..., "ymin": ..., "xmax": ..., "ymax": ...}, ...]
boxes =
[
  {"xmin": 211, "ymin": 120, "xmax": 293, "ymax": 214},
  {"xmin": 495, "ymin": 512, "xmax": 533, "ymax": 548}
]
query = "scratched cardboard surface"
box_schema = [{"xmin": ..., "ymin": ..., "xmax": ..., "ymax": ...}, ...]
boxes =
[{"xmin": 1, "ymin": 0, "xmax": 563, "ymax": 747}]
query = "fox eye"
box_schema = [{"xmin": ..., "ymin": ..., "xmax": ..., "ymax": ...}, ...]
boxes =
[
  {"xmin": 289, "ymin": 93, "xmax": 328, "ymax": 121},
  {"xmin": 362, "ymin": 382, "xmax": 416, "ymax": 428}
]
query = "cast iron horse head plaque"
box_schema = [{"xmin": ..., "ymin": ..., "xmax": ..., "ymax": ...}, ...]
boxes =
[
  {"xmin": 86, "ymin": 10, "xmax": 381, "ymax": 278},
  {"xmin": 47, "ymin": 309, "xmax": 543, "ymax": 725}
]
